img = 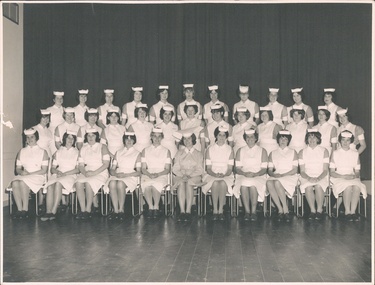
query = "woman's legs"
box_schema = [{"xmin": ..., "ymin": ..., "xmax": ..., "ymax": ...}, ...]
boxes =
[
  {"xmin": 274, "ymin": 181, "xmax": 289, "ymax": 214},
  {"xmin": 117, "ymin": 182, "xmax": 126, "ymax": 213},
  {"xmin": 143, "ymin": 186, "xmax": 154, "ymax": 209},
  {"xmin": 109, "ymin": 181, "xmax": 119, "ymax": 213},
  {"xmin": 151, "ymin": 187, "xmax": 161, "ymax": 210},
  {"xmin": 305, "ymin": 186, "xmax": 316, "ymax": 213},
  {"xmin": 177, "ymin": 182, "xmax": 187, "ymax": 214},
  {"xmin": 185, "ymin": 184, "xmax": 194, "ymax": 214},
  {"xmin": 266, "ymin": 180, "xmax": 283, "ymax": 213},
  {"xmin": 75, "ymin": 182, "xmax": 86, "ymax": 212},
  {"xmin": 84, "ymin": 183, "xmax": 94, "ymax": 212},
  {"xmin": 249, "ymin": 186, "xmax": 258, "ymax": 215},
  {"xmin": 240, "ymin": 186, "xmax": 250, "ymax": 214},
  {"xmin": 349, "ymin": 186, "xmax": 360, "ymax": 214},
  {"xmin": 343, "ymin": 186, "xmax": 353, "ymax": 215},
  {"xmin": 314, "ymin": 185, "xmax": 325, "ymax": 214}
]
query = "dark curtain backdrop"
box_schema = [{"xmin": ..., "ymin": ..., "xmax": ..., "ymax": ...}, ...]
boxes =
[{"xmin": 23, "ymin": 3, "xmax": 372, "ymax": 179}]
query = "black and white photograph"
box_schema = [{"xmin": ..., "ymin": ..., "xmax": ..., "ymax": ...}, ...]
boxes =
[{"xmin": 1, "ymin": 0, "xmax": 373, "ymax": 283}]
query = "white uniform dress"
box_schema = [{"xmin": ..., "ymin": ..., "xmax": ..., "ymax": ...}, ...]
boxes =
[
  {"xmin": 313, "ymin": 122, "xmax": 337, "ymax": 155},
  {"xmin": 257, "ymin": 121, "xmax": 279, "ymax": 155},
  {"xmin": 233, "ymin": 145, "xmax": 267, "ymax": 201},
  {"xmin": 233, "ymin": 99, "xmax": 259, "ymax": 123},
  {"xmin": 75, "ymin": 143, "xmax": 109, "ymax": 194},
  {"xmin": 287, "ymin": 103, "xmax": 314, "ymax": 124},
  {"xmin": 177, "ymin": 99, "xmax": 202, "ymax": 121},
  {"xmin": 74, "ymin": 104, "xmax": 89, "ymax": 127},
  {"xmin": 123, "ymin": 101, "xmax": 141, "ymax": 128},
  {"xmin": 337, "ymin": 122, "xmax": 364, "ymax": 151},
  {"xmin": 102, "ymin": 124, "xmax": 126, "ymax": 156},
  {"xmin": 286, "ymin": 120, "xmax": 308, "ymax": 153},
  {"xmin": 10, "ymin": 145, "xmax": 48, "ymax": 193},
  {"xmin": 129, "ymin": 120, "xmax": 153, "ymax": 152},
  {"xmin": 268, "ymin": 147, "xmax": 298, "ymax": 197},
  {"xmin": 43, "ymin": 146, "xmax": 79, "ymax": 195},
  {"xmin": 326, "ymin": 102, "xmax": 340, "ymax": 128},
  {"xmin": 33, "ymin": 124, "xmax": 54, "ymax": 158},
  {"xmin": 172, "ymin": 148, "xmax": 205, "ymax": 190},
  {"xmin": 299, "ymin": 146, "xmax": 329, "ymax": 193},
  {"xmin": 150, "ymin": 101, "xmax": 176, "ymax": 125},
  {"xmin": 266, "ymin": 101, "xmax": 287, "ymax": 127},
  {"xmin": 98, "ymin": 104, "xmax": 121, "ymax": 127},
  {"xmin": 330, "ymin": 148, "xmax": 367, "ymax": 198},
  {"xmin": 202, "ymin": 143, "xmax": 234, "ymax": 195},
  {"xmin": 203, "ymin": 120, "xmax": 233, "ymax": 147},
  {"xmin": 232, "ymin": 122, "xmax": 256, "ymax": 154},
  {"xmin": 46, "ymin": 105, "xmax": 64, "ymax": 133},
  {"xmin": 55, "ymin": 121, "xmax": 81, "ymax": 145},
  {"xmin": 203, "ymin": 100, "xmax": 229, "ymax": 124},
  {"xmin": 78, "ymin": 123, "xmax": 102, "ymax": 144},
  {"xmin": 156, "ymin": 121, "xmax": 179, "ymax": 158},
  {"xmin": 179, "ymin": 118, "xmax": 204, "ymax": 151},
  {"xmin": 104, "ymin": 146, "xmax": 141, "ymax": 193},
  {"xmin": 141, "ymin": 145, "xmax": 171, "ymax": 192}
]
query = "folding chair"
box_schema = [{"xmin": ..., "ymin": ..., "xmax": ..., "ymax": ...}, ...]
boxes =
[
  {"xmin": 296, "ymin": 184, "xmax": 331, "ymax": 218},
  {"xmin": 202, "ymin": 190, "xmax": 236, "ymax": 217},
  {"xmin": 170, "ymin": 185, "xmax": 203, "ymax": 217},
  {"xmin": 335, "ymin": 191, "xmax": 367, "ymax": 219}
]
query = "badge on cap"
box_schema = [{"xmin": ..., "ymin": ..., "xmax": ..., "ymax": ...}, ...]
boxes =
[
  {"xmin": 64, "ymin": 107, "xmax": 75, "ymax": 113},
  {"xmin": 340, "ymin": 131, "xmax": 353, "ymax": 138},
  {"xmin": 183, "ymin": 84, "xmax": 194, "ymax": 88},
  {"xmin": 291, "ymin": 87, "xmax": 303, "ymax": 93},
  {"xmin": 40, "ymin": 109, "xmax": 51, "ymax": 115},
  {"xmin": 236, "ymin": 107, "xmax": 248, "ymax": 113},
  {"xmin": 159, "ymin": 85, "xmax": 169, "ymax": 90},
  {"xmin": 24, "ymin": 128, "xmax": 36, "ymax": 135},
  {"xmin": 279, "ymin": 130, "xmax": 291, "ymax": 135},
  {"xmin": 104, "ymin": 89, "xmax": 114, "ymax": 94},
  {"xmin": 324, "ymin": 88, "xmax": 335, "ymax": 93},
  {"xmin": 152, "ymin": 127, "xmax": 163, "ymax": 133},
  {"xmin": 162, "ymin": 105, "xmax": 174, "ymax": 112},
  {"xmin": 269, "ymin": 88, "xmax": 279, "ymax": 93},
  {"xmin": 132, "ymin": 87, "xmax": 143, "ymax": 92},
  {"xmin": 78, "ymin": 89, "xmax": 89, "ymax": 95},
  {"xmin": 53, "ymin": 91, "xmax": 64, "ymax": 96},
  {"xmin": 208, "ymin": 85, "xmax": 218, "ymax": 91},
  {"xmin": 66, "ymin": 130, "xmax": 77, "ymax": 136},
  {"xmin": 244, "ymin": 129, "xmax": 256, "ymax": 135},
  {"xmin": 337, "ymin": 108, "xmax": 348, "ymax": 116},
  {"xmin": 318, "ymin": 106, "xmax": 328, "ymax": 110},
  {"xmin": 87, "ymin": 108, "xmax": 98, "ymax": 114},
  {"xmin": 239, "ymin": 85, "xmax": 249, "ymax": 93}
]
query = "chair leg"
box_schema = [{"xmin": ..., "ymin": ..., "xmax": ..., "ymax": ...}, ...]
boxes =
[{"xmin": 9, "ymin": 191, "xmax": 13, "ymax": 215}]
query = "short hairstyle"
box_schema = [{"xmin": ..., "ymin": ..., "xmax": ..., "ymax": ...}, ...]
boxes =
[
  {"xmin": 214, "ymin": 126, "xmax": 229, "ymax": 142},
  {"xmin": 184, "ymin": 104, "xmax": 198, "ymax": 114},
  {"xmin": 157, "ymin": 88, "xmax": 168, "ymax": 99},
  {"xmin": 151, "ymin": 131, "xmax": 164, "ymax": 143},
  {"xmin": 181, "ymin": 133, "xmax": 197, "ymax": 146},
  {"xmin": 62, "ymin": 132, "xmax": 77, "ymax": 147},
  {"xmin": 159, "ymin": 107, "xmax": 175, "ymax": 121},
  {"xmin": 84, "ymin": 131, "xmax": 100, "ymax": 143},
  {"xmin": 183, "ymin": 87, "xmax": 195, "ymax": 97},
  {"xmin": 84, "ymin": 110, "xmax": 99, "ymax": 122},
  {"xmin": 36, "ymin": 111, "xmax": 51, "ymax": 126},
  {"xmin": 304, "ymin": 131, "xmax": 322, "ymax": 145},
  {"xmin": 106, "ymin": 111, "xmax": 120, "ymax": 125},
  {"xmin": 211, "ymin": 106, "xmax": 225, "ymax": 117},
  {"xmin": 63, "ymin": 110, "xmax": 75, "ymax": 120},
  {"xmin": 76, "ymin": 92, "xmax": 87, "ymax": 102},
  {"xmin": 101, "ymin": 92, "xmax": 115, "ymax": 104},
  {"xmin": 317, "ymin": 109, "xmax": 331, "ymax": 120},
  {"xmin": 237, "ymin": 85, "xmax": 251, "ymax": 95},
  {"xmin": 290, "ymin": 109, "xmax": 305, "ymax": 120},
  {"xmin": 336, "ymin": 110, "xmax": 352, "ymax": 126},
  {"xmin": 207, "ymin": 88, "xmax": 220, "ymax": 98},
  {"xmin": 276, "ymin": 133, "xmax": 292, "ymax": 146},
  {"xmin": 291, "ymin": 89, "xmax": 305, "ymax": 98},
  {"xmin": 235, "ymin": 109, "xmax": 251, "ymax": 121},
  {"xmin": 243, "ymin": 131, "xmax": 259, "ymax": 143},
  {"xmin": 338, "ymin": 130, "xmax": 355, "ymax": 144},
  {"xmin": 134, "ymin": 106, "xmax": 149, "ymax": 119},
  {"xmin": 123, "ymin": 133, "xmax": 137, "ymax": 145},
  {"xmin": 323, "ymin": 91, "xmax": 337, "ymax": 102},
  {"xmin": 260, "ymin": 110, "xmax": 274, "ymax": 121},
  {"xmin": 24, "ymin": 129, "xmax": 40, "ymax": 144}
]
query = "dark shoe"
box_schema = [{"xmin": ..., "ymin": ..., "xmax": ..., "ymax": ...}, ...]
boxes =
[
  {"xmin": 219, "ymin": 213, "xmax": 225, "ymax": 221},
  {"xmin": 59, "ymin": 204, "xmax": 68, "ymax": 213},
  {"xmin": 184, "ymin": 213, "xmax": 191, "ymax": 222},
  {"xmin": 153, "ymin": 210, "xmax": 160, "ymax": 218},
  {"xmin": 146, "ymin": 210, "xmax": 153, "ymax": 219},
  {"xmin": 277, "ymin": 213, "xmax": 283, "ymax": 222},
  {"xmin": 212, "ymin": 214, "xmax": 218, "ymax": 221},
  {"xmin": 118, "ymin": 212, "xmax": 125, "ymax": 221},
  {"xmin": 49, "ymin": 213, "xmax": 56, "ymax": 221},
  {"xmin": 308, "ymin": 212, "xmax": 316, "ymax": 220},
  {"xmin": 250, "ymin": 213, "xmax": 258, "ymax": 222},
  {"xmin": 92, "ymin": 207, "xmax": 100, "ymax": 216},
  {"xmin": 86, "ymin": 212, "xmax": 92, "ymax": 219},
  {"xmin": 75, "ymin": 212, "xmax": 84, "ymax": 220},
  {"xmin": 284, "ymin": 212, "xmax": 291, "ymax": 222},
  {"xmin": 107, "ymin": 213, "xmax": 117, "ymax": 220},
  {"xmin": 345, "ymin": 214, "xmax": 353, "ymax": 222},
  {"xmin": 19, "ymin": 211, "xmax": 28, "ymax": 219},
  {"xmin": 352, "ymin": 214, "xmax": 359, "ymax": 222},
  {"xmin": 40, "ymin": 213, "xmax": 52, "ymax": 221},
  {"xmin": 315, "ymin": 212, "xmax": 323, "ymax": 221},
  {"xmin": 38, "ymin": 205, "xmax": 46, "ymax": 215},
  {"xmin": 177, "ymin": 213, "xmax": 184, "ymax": 222},
  {"xmin": 12, "ymin": 210, "xmax": 22, "ymax": 220},
  {"xmin": 244, "ymin": 213, "xmax": 251, "ymax": 221}
]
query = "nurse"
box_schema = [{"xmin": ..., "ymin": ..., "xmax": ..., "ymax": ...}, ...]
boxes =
[
  {"xmin": 122, "ymin": 86, "xmax": 145, "ymax": 128},
  {"xmin": 176, "ymin": 84, "xmax": 203, "ymax": 126},
  {"xmin": 74, "ymin": 89, "xmax": 90, "ymax": 127},
  {"xmin": 149, "ymin": 85, "xmax": 176, "ymax": 125},
  {"xmin": 97, "ymin": 89, "xmax": 121, "ymax": 129},
  {"xmin": 232, "ymin": 84, "xmax": 260, "ymax": 125},
  {"xmin": 286, "ymin": 87, "xmax": 314, "ymax": 127},
  {"xmin": 203, "ymin": 85, "xmax": 229, "ymax": 125},
  {"xmin": 322, "ymin": 88, "xmax": 342, "ymax": 128},
  {"xmin": 46, "ymin": 91, "xmax": 65, "ymax": 134},
  {"xmin": 265, "ymin": 88, "xmax": 288, "ymax": 127}
]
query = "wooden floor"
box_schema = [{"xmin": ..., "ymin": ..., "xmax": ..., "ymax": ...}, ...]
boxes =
[{"xmin": 2, "ymin": 201, "xmax": 373, "ymax": 283}]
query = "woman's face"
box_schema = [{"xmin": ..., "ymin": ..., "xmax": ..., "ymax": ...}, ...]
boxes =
[
  {"xmin": 105, "ymin": 94, "xmax": 113, "ymax": 104},
  {"xmin": 324, "ymin": 94, "xmax": 333, "ymax": 105},
  {"xmin": 307, "ymin": 134, "xmax": 318, "ymax": 147},
  {"xmin": 159, "ymin": 90, "xmax": 168, "ymax": 101},
  {"xmin": 40, "ymin": 115, "xmax": 50, "ymax": 126},
  {"xmin": 268, "ymin": 92, "xmax": 278, "ymax": 103},
  {"xmin": 237, "ymin": 112, "xmax": 247, "ymax": 123},
  {"xmin": 183, "ymin": 136, "xmax": 193, "ymax": 148},
  {"xmin": 210, "ymin": 91, "xmax": 218, "ymax": 102},
  {"xmin": 186, "ymin": 106, "xmax": 196, "ymax": 118},
  {"xmin": 163, "ymin": 111, "xmax": 172, "ymax": 123},
  {"xmin": 260, "ymin": 111, "xmax": 270, "ymax": 122},
  {"xmin": 216, "ymin": 132, "xmax": 227, "ymax": 145},
  {"xmin": 64, "ymin": 112, "xmax": 75, "ymax": 124},
  {"xmin": 109, "ymin": 113, "xmax": 119, "ymax": 125},
  {"xmin": 66, "ymin": 134, "xmax": 75, "ymax": 148},
  {"xmin": 340, "ymin": 136, "xmax": 352, "ymax": 149},
  {"xmin": 293, "ymin": 93, "xmax": 302, "ymax": 104},
  {"xmin": 245, "ymin": 134, "xmax": 257, "ymax": 147},
  {"xmin": 339, "ymin": 114, "xmax": 348, "ymax": 125},
  {"xmin": 137, "ymin": 109, "xmax": 147, "ymax": 121},
  {"xmin": 212, "ymin": 110, "xmax": 222, "ymax": 122},
  {"xmin": 278, "ymin": 136, "xmax": 289, "ymax": 148},
  {"xmin": 87, "ymin": 133, "xmax": 97, "ymax": 145},
  {"xmin": 318, "ymin": 110, "xmax": 327, "ymax": 122},
  {"xmin": 54, "ymin": 95, "xmax": 64, "ymax": 106},
  {"xmin": 184, "ymin": 89, "xmax": 194, "ymax": 100},
  {"xmin": 239, "ymin": 92, "xmax": 249, "ymax": 102},
  {"xmin": 88, "ymin": 114, "xmax": 98, "ymax": 125},
  {"xmin": 125, "ymin": 137, "xmax": 134, "ymax": 148},
  {"xmin": 26, "ymin": 134, "xmax": 37, "ymax": 146},
  {"xmin": 151, "ymin": 133, "xmax": 163, "ymax": 145},
  {"xmin": 292, "ymin": 111, "xmax": 302, "ymax": 122},
  {"xmin": 133, "ymin": 91, "xmax": 142, "ymax": 102},
  {"xmin": 79, "ymin": 94, "xmax": 87, "ymax": 104}
]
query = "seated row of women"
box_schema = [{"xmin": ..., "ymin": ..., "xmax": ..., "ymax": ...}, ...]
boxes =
[{"xmin": 9, "ymin": 125, "xmax": 367, "ymax": 223}]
